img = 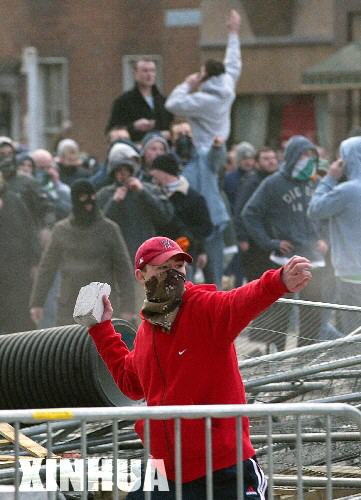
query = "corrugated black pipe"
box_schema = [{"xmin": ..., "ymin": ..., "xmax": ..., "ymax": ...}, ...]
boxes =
[{"xmin": 0, "ymin": 319, "xmax": 137, "ymax": 409}]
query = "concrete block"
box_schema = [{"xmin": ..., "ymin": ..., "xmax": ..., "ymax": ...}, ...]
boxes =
[{"xmin": 73, "ymin": 282, "xmax": 111, "ymax": 327}]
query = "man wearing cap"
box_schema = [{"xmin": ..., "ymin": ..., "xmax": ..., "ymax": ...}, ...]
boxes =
[
  {"xmin": 89, "ymin": 138, "xmax": 141, "ymax": 191},
  {"xmin": 0, "ymin": 136, "xmax": 16, "ymax": 160},
  {"xmin": 139, "ymin": 131, "xmax": 170, "ymax": 182},
  {"xmin": 222, "ymin": 141, "xmax": 257, "ymax": 289},
  {"xmin": 149, "ymin": 153, "xmax": 212, "ymax": 279},
  {"xmin": 88, "ymin": 236, "xmax": 312, "ymax": 498}
]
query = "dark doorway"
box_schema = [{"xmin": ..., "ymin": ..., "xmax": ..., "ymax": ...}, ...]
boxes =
[{"xmin": 0, "ymin": 93, "xmax": 12, "ymax": 137}]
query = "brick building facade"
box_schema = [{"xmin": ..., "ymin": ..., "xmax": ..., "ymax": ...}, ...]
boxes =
[
  {"xmin": 0, "ymin": 1, "xmax": 360, "ymax": 158},
  {"xmin": 0, "ymin": 0, "xmax": 201, "ymax": 159}
]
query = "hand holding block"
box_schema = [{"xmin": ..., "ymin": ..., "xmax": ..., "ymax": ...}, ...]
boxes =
[{"xmin": 73, "ymin": 282, "xmax": 111, "ymax": 326}]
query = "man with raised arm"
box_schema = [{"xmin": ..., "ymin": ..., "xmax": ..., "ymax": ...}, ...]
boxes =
[
  {"xmin": 165, "ymin": 10, "xmax": 242, "ymax": 149},
  {"xmin": 88, "ymin": 236, "xmax": 312, "ymax": 499}
]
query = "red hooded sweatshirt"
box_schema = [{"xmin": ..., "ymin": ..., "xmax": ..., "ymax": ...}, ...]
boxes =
[{"xmin": 89, "ymin": 268, "xmax": 288, "ymax": 482}]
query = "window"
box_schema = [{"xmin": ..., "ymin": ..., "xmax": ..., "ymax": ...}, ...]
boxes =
[
  {"xmin": 39, "ymin": 57, "xmax": 69, "ymax": 147},
  {"xmin": 350, "ymin": 13, "xmax": 361, "ymax": 40},
  {"xmin": 242, "ymin": 0, "xmax": 294, "ymax": 37},
  {"xmin": 0, "ymin": 61, "xmax": 20, "ymax": 140}
]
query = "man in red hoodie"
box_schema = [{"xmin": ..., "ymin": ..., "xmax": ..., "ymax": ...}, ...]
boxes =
[{"xmin": 88, "ymin": 236, "xmax": 312, "ymax": 499}]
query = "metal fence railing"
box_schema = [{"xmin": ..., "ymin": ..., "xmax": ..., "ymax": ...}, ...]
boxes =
[
  {"xmin": 237, "ymin": 298, "xmax": 361, "ymax": 357},
  {"xmin": 0, "ymin": 403, "xmax": 360, "ymax": 499},
  {"xmin": 237, "ymin": 298, "xmax": 361, "ymax": 410}
]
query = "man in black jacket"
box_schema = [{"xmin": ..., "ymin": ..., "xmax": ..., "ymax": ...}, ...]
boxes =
[
  {"xmin": 105, "ymin": 59, "xmax": 173, "ymax": 143},
  {"xmin": 235, "ymin": 147, "xmax": 279, "ymax": 281},
  {"xmin": 0, "ymin": 173, "xmax": 40, "ymax": 333},
  {"xmin": 149, "ymin": 153, "xmax": 213, "ymax": 279}
]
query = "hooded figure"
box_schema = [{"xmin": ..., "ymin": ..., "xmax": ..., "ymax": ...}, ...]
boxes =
[
  {"xmin": 0, "ymin": 157, "xmax": 55, "ymax": 228},
  {"xmin": 97, "ymin": 152, "xmax": 174, "ymax": 261},
  {"xmin": 107, "ymin": 141, "xmax": 141, "ymax": 176},
  {"xmin": 308, "ymin": 136, "xmax": 361, "ymax": 334},
  {"xmin": 165, "ymin": 18, "xmax": 241, "ymax": 149},
  {"xmin": 71, "ymin": 179, "xmax": 98, "ymax": 226},
  {"xmin": 16, "ymin": 153, "xmax": 36, "ymax": 177},
  {"xmin": 242, "ymin": 135, "xmax": 325, "ymax": 348},
  {"xmin": 139, "ymin": 131, "xmax": 170, "ymax": 182},
  {"xmin": 30, "ymin": 177, "xmax": 135, "ymax": 326},
  {"xmin": 242, "ymin": 135, "xmax": 322, "ymax": 263},
  {"xmin": 88, "ymin": 138, "xmax": 140, "ymax": 191},
  {"xmin": 309, "ymin": 137, "xmax": 361, "ymax": 272},
  {"xmin": 309, "ymin": 136, "xmax": 361, "ymax": 277},
  {"xmin": 0, "ymin": 137, "xmax": 16, "ymax": 161}
]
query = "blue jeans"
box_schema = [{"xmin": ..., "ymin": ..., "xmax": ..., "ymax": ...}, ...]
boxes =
[
  {"xmin": 126, "ymin": 458, "xmax": 267, "ymax": 499},
  {"xmin": 336, "ymin": 278, "xmax": 361, "ymax": 335},
  {"xmin": 203, "ymin": 227, "xmax": 225, "ymax": 289}
]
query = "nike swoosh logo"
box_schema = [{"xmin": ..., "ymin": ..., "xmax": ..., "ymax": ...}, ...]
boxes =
[{"xmin": 178, "ymin": 349, "xmax": 187, "ymax": 356}]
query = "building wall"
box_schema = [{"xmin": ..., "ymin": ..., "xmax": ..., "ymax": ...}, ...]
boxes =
[
  {"xmin": 0, "ymin": 0, "xmax": 202, "ymax": 158},
  {"xmin": 0, "ymin": 0, "xmax": 355, "ymax": 156},
  {"xmin": 162, "ymin": 0, "xmax": 201, "ymax": 93},
  {"xmin": 203, "ymin": 44, "xmax": 334, "ymax": 95},
  {"xmin": 201, "ymin": 0, "xmax": 335, "ymax": 95},
  {"xmin": 0, "ymin": 0, "xmax": 129, "ymax": 156}
]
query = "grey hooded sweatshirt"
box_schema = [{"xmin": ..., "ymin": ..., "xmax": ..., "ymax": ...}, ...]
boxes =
[
  {"xmin": 242, "ymin": 136, "xmax": 321, "ymax": 262},
  {"xmin": 165, "ymin": 33, "xmax": 241, "ymax": 149},
  {"xmin": 308, "ymin": 136, "xmax": 361, "ymax": 277}
]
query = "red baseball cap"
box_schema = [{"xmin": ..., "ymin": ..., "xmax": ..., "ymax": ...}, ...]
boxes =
[{"xmin": 135, "ymin": 236, "xmax": 193, "ymax": 270}]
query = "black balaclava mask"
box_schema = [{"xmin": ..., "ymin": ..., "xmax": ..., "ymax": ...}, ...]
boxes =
[
  {"xmin": 71, "ymin": 180, "xmax": 97, "ymax": 226},
  {"xmin": 141, "ymin": 268, "xmax": 186, "ymax": 332},
  {"xmin": 174, "ymin": 135, "xmax": 195, "ymax": 164}
]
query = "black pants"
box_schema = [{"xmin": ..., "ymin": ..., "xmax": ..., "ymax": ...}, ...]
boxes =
[{"xmin": 126, "ymin": 456, "xmax": 267, "ymax": 499}]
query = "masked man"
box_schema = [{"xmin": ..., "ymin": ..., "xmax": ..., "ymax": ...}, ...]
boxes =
[
  {"xmin": 88, "ymin": 236, "xmax": 312, "ymax": 499},
  {"xmin": 170, "ymin": 121, "xmax": 230, "ymax": 288},
  {"xmin": 242, "ymin": 135, "xmax": 327, "ymax": 349},
  {"xmin": 30, "ymin": 180, "xmax": 135, "ymax": 326}
]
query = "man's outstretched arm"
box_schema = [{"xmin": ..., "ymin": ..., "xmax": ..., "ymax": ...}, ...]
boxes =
[
  {"xmin": 224, "ymin": 9, "xmax": 242, "ymax": 83},
  {"xmin": 206, "ymin": 256, "xmax": 312, "ymax": 343}
]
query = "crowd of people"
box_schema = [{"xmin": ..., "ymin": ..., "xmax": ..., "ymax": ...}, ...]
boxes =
[
  {"xmin": 0, "ymin": 8, "xmax": 360, "ymax": 499},
  {"xmin": 0, "ymin": 8, "xmax": 360, "ymax": 352}
]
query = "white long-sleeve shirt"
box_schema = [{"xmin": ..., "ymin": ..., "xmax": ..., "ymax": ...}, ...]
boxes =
[{"xmin": 165, "ymin": 33, "xmax": 241, "ymax": 149}]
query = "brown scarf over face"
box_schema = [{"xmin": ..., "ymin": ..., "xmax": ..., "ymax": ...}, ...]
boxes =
[{"xmin": 141, "ymin": 268, "xmax": 186, "ymax": 332}]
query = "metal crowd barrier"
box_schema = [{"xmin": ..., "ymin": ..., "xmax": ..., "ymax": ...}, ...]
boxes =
[
  {"xmin": 0, "ymin": 403, "xmax": 360, "ymax": 499},
  {"xmin": 238, "ymin": 297, "xmax": 361, "ymax": 358}
]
